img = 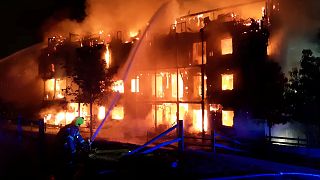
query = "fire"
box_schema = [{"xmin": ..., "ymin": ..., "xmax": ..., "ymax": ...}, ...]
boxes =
[
  {"xmin": 222, "ymin": 110, "xmax": 234, "ymax": 127},
  {"xmin": 221, "ymin": 38, "xmax": 233, "ymax": 55},
  {"xmin": 112, "ymin": 80, "xmax": 124, "ymax": 93},
  {"xmin": 193, "ymin": 109, "xmax": 208, "ymax": 132},
  {"xmin": 98, "ymin": 106, "xmax": 106, "ymax": 120},
  {"xmin": 105, "ymin": 44, "xmax": 111, "ymax": 68},
  {"xmin": 112, "ymin": 106, "xmax": 124, "ymax": 120},
  {"xmin": 42, "ymin": 103, "xmax": 90, "ymax": 126},
  {"xmin": 221, "ymin": 74, "xmax": 233, "ymax": 90},
  {"xmin": 171, "ymin": 73, "xmax": 183, "ymax": 98},
  {"xmin": 44, "ymin": 78, "xmax": 65, "ymax": 100},
  {"xmin": 129, "ymin": 31, "xmax": 139, "ymax": 38}
]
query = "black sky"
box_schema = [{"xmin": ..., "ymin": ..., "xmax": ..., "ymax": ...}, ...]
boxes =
[{"xmin": 0, "ymin": 0, "xmax": 86, "ymax": 58}]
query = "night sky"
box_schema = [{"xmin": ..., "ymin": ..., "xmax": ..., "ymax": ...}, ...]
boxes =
[{"xmin": 0, "ymin": 0, "xmax": 86, "ymax": 59}]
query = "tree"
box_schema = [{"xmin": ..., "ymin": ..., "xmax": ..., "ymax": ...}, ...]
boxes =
[
  {"xmin": 285, "ymin": 49, "xmax": 320, "ymax": 144},
  {"xmin": 241, "ymin": 59, "xmax": 287, "ymax": 137},
  {"xmin": 73, "ymin": 44, "xmax": 114, "ymax": 138}
]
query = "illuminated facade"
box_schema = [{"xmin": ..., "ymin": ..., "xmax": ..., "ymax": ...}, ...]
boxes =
[{"xmin": 38, "ymin": 7, "xmax": 270, "ymax": 140}]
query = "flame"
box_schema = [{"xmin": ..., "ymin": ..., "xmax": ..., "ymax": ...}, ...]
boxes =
[
  {"xmin": 193, "ymin": 109, "xmax": 208, "ymax": 132},
  {"xmin": 129, "ymin": 31, "xmax": 139, "ymax": 38},
  {"xmin": 171, "ymin": 73, "xmax": 183, "ymax": 98},
  {"xmin": 221, "ymin": 74, "xmax": 233, "ymax": 90},
  {"xmin": 112, "ymin": 106, "xmax": 124, "ymax": 120},
  {"xmin": 112, "ymin": 80, "xmax": 124, "ymax": 93},
  {"xmin": 221, "ymin": 38, "xmax": 233, "ymax": 55},
  {"xmin": 105, "ymin": 44, "xmax": 111, "ymax": 68},
  {"xmin": 222, "ymin": 110, "xmax": 234, "ymax": 127},
  {"xmin": 42, "ymin": 103, "xmax": 90, "ymax": 126},
  {"xmin": 44, "ymin": 78, "xmax": 65, "ymax": 99},
  {"xmin": 98, "ymin": 106, "xmax": 106, "ymax": 120}
]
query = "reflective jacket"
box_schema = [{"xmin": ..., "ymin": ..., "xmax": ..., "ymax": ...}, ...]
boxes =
[{"xmin": 65, "ymin": 125, "xmax": 85, "ymax": 154}]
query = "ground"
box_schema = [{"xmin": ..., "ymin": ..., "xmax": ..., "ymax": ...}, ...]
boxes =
[{"xmin": 1, "ymin": 122, "xmax": 320, "ymax": 179}]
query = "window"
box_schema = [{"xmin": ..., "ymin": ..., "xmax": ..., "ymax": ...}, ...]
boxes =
[
  {"xmin": 112, "ymin": 80, "xmax": 124, "ymax": 93},
  {"xmin": 222, "ymin": 110, "xmax": 234, "ymax": 127},
  {"xmin": 131, "ymin": 77, "xmax": 139, "ymax": 92},
  {"xmin": 221, "ymin": 38, "xmax": 233, "ymax": 55},
  {"xmin": 112, "ymin": 106, "xmax": 124, "ymax": 120},
  {"xmin": 221, "ymin": 74, "xmax": 233, "ymax": 90},
  {"xmin": 172, "ymin": 73, "xmax": 183, "ymax": 98},
  {"xmin": 193, "ymin": 42, "xmax": 206, "ymax": 64}
]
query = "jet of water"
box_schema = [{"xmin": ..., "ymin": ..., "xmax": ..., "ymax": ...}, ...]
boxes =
[{"xmin": 90, "ymin": 0, "xmax": 174, "ymax": 142}]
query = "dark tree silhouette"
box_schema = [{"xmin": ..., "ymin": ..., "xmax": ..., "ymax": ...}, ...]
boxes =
[
  {"xmin": 285, "ymin": 49, "xmax": 320, "ymax": 144},
  {"xmin": 73, "ymin": 44, "xmax": 114, "ymax": 138},
  {"xmin": 288, "ymin": 50, "xmax": 320, "ymax": 122},
  {"xmin": 241, "ymin": 58, "xmax": 287, "ymax": 135}
]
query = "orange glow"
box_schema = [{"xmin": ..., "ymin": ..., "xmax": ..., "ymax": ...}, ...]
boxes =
[
  {"xmin": 156, "ymin": 75, "xmax": 163, "ymax": 97},
  {"xmin": 193, "ymin": 42, "xmax": 207, "ymax": 64},
  {"xmin": 112, "ymin": 106, "xmax": 124, "ymax": 120},
  {"xmin": 105, "ymin": 44, "xmax": 111, "ymax": 68},
  {"xmin": 112, "ymin": 80, "xmax": 124, "ymax": 93},
  {"xmin": 193, "ymin": 109, "xmax": 208, "ymax": 132},
  {"xmin": 210, "ymin": 104, "xmax": 223, "ymax": 112},
  {"xmin": 131, "ymin": 77, "xmax": 139, "ymax": 92},
  {"xmin": 129, "ymin": 31, "xmax": 139, "ymax": 37},
  {"xmin": 222, "ymin": 110, "xmax": 234, "ymax": 127},
  {"xmin": 172, "ymin": 73, "xmax": 183, "ymax": 98},
  {"xmin": 98, "ymin": 106, "xmax": 105, "ymax": 120},
  {"xmin": 194, "ymin": 74, "xmax": 207, "ymax": 98},
  {"xmin": 221, "ymin": 74, "xmax": 233, "ymax": 90},
  {"xmin": 221, "ymin": 38, "xmax": 233, "ymax": 55},
  {"xmin": 45, "ymin": 78, "xmax": 66, "ymax": 99}
]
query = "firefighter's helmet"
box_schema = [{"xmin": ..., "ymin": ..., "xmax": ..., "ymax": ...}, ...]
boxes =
[{"xmin": 75, "ymin": 117, "xmax": 84, "ymax": 126}]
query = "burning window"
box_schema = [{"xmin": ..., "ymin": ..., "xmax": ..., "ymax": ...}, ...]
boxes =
[
  {"xmin": 152, "ymin": 74, "xmax": 164, "ymax": 98},
  {"xmin": 221, "ymin": 38, "xmax": 233, "ymax": 55},
  {"xmin": 193, "ymin": 42, "xmax": 206, "ymax": 64},
  {"xmin": 222, "ymin": 110, "xmax": 234, "ymax": 127},
  {"xmin": 112, "ymin": 106, "xmax": 124, "ymax": 120},
  {"xmin": 44, "ymin": 78, "xmax": 66, "ymax": 100},
  {"xmin": 172, "ymin": 73, "xmax": 183, "ymax": 98},
  {"xmin": 192, "ymin": 109, "xmax": 208, "ymax": 132},
  {"xmin": 55, "ymin": 79, "xmax": 66, "ymax": 99},
  {"xmin": 221, "ymin": 74, "xmax": 233, "ymax": 90},
  {"xmin": 131, "ymin": 77, "xmax": 139, "ymax": 93},
  {"xmin": 98, "ymin": 106, "xmax": 105, "ymax": 120},
  {"xmin": 112, "ymin": 80, "xmax": 124, "ymax": 93},
  {"xmin": 193, "ymin": 74, "xmax": 207, "ymax": 98}
]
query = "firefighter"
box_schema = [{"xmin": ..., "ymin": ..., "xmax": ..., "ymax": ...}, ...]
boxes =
[{"xmin": 57, "ymin": 116, "xmax": 89, "ymax": 165}]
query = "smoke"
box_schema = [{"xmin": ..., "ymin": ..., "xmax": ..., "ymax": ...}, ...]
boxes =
[
  {"xmin": 0, "ymin": 43, "xmax": 45, "ymax": 114},
  {"xmin": 270, "ymin": 0, "xmax": 320, "ymax": 73},
  {"xmin": 42, "ymin": 0, "xmax": 267, "ymax": 39}
]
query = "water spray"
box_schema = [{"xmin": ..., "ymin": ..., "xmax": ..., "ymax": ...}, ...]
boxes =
[{"xmin": 90, "ymin": 1, "xmax": 172, "ymax": 143}]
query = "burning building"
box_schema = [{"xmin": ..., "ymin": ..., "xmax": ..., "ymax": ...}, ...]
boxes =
[{"xmin": 38, "ymin": 0, "xmax": 280, "ymax": 144}]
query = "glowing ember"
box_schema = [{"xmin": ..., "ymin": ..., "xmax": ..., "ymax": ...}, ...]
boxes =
[
  {"xmin": 221, "ymin": 38, "xmax": 233, "ymax": 55},
  {"xmin": 222, "ymin": 110, "xmax": 234, "ymax": 127},
  {"xmin": 221, "ymin": 74, "xmax": 233, "ymax": 90}
]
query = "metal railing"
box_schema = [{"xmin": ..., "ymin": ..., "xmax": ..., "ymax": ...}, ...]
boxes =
[
  {"xmin": 265, "ymin": 135, "xmax": 307, "ymax": 147},
  {"xmin": 126, "ymin": 120, "xmax": 184, "ymax": 155}
]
